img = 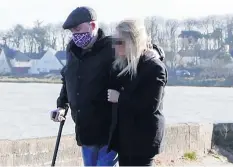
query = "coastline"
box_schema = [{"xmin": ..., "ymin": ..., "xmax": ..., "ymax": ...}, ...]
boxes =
[
  {"xmin": 0, "ymin": 77, "xmax": 62, "ymax": 84},
  {"xmin": 0, "ymin": 76, "xmax": 233, "ymax": 87}
]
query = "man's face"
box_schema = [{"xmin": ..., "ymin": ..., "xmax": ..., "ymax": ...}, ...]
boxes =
[{"xmin": 70, "ymin": 22, "xmax": 96, "ymax": 34}]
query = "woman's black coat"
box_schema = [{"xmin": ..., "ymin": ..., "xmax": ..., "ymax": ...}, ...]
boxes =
[{"xmin": 108, "ymin": 54, "xmax": 168, "ymax": 157}]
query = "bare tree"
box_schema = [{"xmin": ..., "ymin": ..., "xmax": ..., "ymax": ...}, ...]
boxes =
[
  {"xmin": 183, "ymin": 19, "xmax": 198, "ymax": 30},
  {"xmin": 200, "ymin": 16, "xmax": 211, "ymax": 34},
  {"xmin": 44, "ymin": 24, "xmax": 59, "ymax": 50},
  {"xmin": 198, "ymin": 16, "xmax": 212, "ymax": 50},
  {"xmin": 32, "ymin": 20, "xmax": 49, "ymax": 52},
  {"xmin": 208, "ymin": 16, "xmax": 225, "ymax": 49},
  {"xmin": 165, "ymin": 19, "xmax": 179, "ymax": 38},
  {"xmin": 10, "ymin": 24, "xmax": 25, "ymax": 49},
  {"xmin": 55, "ymin": 23, "xmax": 71, "ymax": 51},
  {"xmin": 209, "ymin": 15, "xmax": 222, "ymax": 31},
  {"xmin": 165, "ymin": 19, "xmax": 179, "ymax": 51},
  {"xmin": 144, "ymin": 16, "xmax": 160, "ymax": 44},
  {"xmin": 0, "ymin": 31, "xmax": 12, "ymax": 47},
  {"xmin": 24, "ymin": 28, "xmax": 36, "ymax": 53}
]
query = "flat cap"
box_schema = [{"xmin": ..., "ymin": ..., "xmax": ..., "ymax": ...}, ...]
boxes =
[{"xmin": 63, "ymin": 6, "xmax": 97, "ymax": 30}]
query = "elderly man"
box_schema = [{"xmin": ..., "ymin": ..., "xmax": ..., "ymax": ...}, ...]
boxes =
[{"xmin": 50, "ymin": 6, "xmax": 117, "ymax": 166}]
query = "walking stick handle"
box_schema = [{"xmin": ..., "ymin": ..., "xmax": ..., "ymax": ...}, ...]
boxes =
[{"xmin": 51, "ymin": 106, "xmax": 69, "ymax": 167}]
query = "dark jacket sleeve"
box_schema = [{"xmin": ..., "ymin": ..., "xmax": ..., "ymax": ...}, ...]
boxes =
[
  {"xmin": 56, "ymin": 66, "xmax": 69, "ymax": 109},
  {"xmin": 56, "ymin": 42, "xmax": 72, "ymax": 109},
  {"xmin": 118, "ymin": 63, "xmax": 167, "ymax": 114},
  {"xmin": 109, "ymin": 68, "xmax": 122, "ymax": 91}
]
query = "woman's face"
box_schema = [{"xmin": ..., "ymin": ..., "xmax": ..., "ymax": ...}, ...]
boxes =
[{"xmin": 113, "ymin": 32, "xmax": 126, "ymax": 57}]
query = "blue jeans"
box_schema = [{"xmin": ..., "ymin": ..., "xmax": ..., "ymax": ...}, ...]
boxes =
[{"xmin": 81, "ymin": 145, "xmax": 118, "ymax": 166}]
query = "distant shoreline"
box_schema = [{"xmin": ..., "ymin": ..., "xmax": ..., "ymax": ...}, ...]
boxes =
[
  {"xmin": 0, "ymin": 77, "xmax": 62, "ymax": 84},
  {"xmin": 0, "ymin": 76, "xmax": 233, "ymax": 88}
]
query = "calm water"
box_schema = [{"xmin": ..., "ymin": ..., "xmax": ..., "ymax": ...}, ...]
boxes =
[{"xmin": 1, "ymin": 83, "xmax": 233, "ymax": 140}]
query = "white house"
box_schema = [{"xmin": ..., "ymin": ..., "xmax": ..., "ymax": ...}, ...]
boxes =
[
  {"xmin": 55, "ymin": 51, "xmax": 66, "ymax": 66},
  {"xmin": 0, "ymin": 49, "xmax": 12, "ymax": 74},
  {"xmin": 10, "ymin": 52, "xmax": 31, "ymax": 68},
  {"xmin": 28, "ymin": 48, "xmax": 63, "ymax": 75}
]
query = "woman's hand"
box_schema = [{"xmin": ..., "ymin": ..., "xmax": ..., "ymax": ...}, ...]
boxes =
[{"xmin": 108, "ymin": 89, "xmax": 120, "ymax": 103}]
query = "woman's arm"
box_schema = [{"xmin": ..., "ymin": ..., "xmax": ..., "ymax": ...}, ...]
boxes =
[
  {"xmin": 108, "ymin": 68, "xmax": 122, "ymax": 91},
  {"xmin": 118, "ymin": 63, "xmax": 167, "ymax": 114}
]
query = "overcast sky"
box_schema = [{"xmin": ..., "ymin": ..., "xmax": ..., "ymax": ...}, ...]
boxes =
[{"xmin": 1, "ymin": 0, "xmax": 233, "ymax": 30}]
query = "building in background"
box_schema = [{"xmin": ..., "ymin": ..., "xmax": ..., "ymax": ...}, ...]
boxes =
[
  {"xmin": 0, "ymin": 49, "xmax": 12, "ymax": 75},
  {"xmin": 28, "ymin": 48, "xmax": 63, "ymax": 75}
]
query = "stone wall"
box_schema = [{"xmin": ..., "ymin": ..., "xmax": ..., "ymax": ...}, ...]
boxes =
[{"xmin": 0, "ymin": 123, "xmax": 213, "ymax": 166}]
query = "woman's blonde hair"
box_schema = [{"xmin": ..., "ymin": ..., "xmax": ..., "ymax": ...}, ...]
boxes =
[{"xmin": 113, "ymin": 19, "xmax": 148, "ymax": 77}]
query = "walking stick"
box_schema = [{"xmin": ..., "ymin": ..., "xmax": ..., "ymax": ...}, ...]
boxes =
[{"xmin": 51, "ymin": 107, "xmax": 69, "ymax": 167}]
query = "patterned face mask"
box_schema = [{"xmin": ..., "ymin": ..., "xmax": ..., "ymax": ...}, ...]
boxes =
[{"xmin": 72, "ymin": 32, "xmax": 93, "ymax": 48}]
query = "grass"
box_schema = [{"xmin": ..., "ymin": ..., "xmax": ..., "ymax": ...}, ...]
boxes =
[{"xmin": 183, "ymin": 151, "xmax": 197, "ymax": 161}]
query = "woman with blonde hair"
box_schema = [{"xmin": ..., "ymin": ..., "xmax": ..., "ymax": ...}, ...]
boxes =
[{"xmin": 107, "ymin": 19, "xmax": 167, "ymax": 166}]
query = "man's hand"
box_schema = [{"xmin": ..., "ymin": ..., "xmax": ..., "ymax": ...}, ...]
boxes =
[
  {"xmin": 108, "ymin": 89, "xmax": 120, "ymax": 103},
  {"xmin": 50, "ymin": 108, "xmax": 66, "ymax": 122}
]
